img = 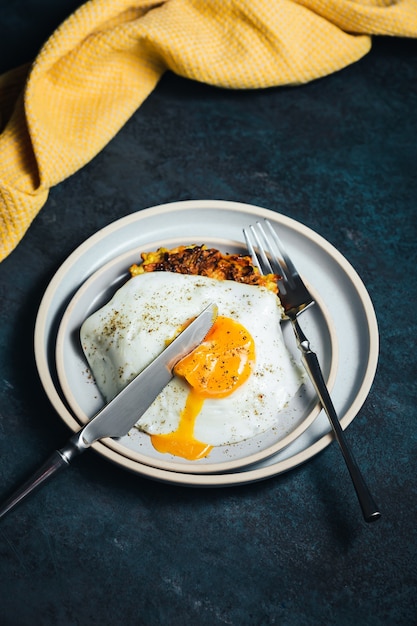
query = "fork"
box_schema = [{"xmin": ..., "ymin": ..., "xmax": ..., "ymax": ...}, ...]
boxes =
[{"xmin": 243, "ymin": 219, "xmax": 381, "ymax": 523}]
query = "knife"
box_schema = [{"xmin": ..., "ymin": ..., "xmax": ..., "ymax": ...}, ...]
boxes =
[{"xmin": 0, "ymin": 302, "xmax": 218, "ymax": 519}]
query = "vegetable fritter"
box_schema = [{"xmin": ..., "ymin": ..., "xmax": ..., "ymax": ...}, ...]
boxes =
[{"xmin": 129, "ymin": 245, "xmax": 279, "ymax": 294}]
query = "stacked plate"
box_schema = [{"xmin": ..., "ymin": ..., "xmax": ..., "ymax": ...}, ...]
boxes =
[{"xmin": 34, "ymin": 200, "xmax": 379, "ymax": 486}]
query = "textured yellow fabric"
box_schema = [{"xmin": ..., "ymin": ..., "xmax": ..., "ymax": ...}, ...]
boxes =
[{"xmin": 1, "ymin": 0, "xmax": 416, "ymax": 261}]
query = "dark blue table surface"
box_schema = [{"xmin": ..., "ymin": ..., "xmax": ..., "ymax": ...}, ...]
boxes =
[{"xmin": 0, "ymin": 3, "xmax": 416, "ymax": 625}]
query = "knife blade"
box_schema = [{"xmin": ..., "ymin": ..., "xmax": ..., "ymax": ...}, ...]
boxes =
[{"xmin": 0, "ymin": 302, "xmax": 218, "ymax": 519}]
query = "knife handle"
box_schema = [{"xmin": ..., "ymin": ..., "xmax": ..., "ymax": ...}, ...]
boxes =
[{"xmin": 0, "ymin": 434, "xmax": 87, "ymax": 520}]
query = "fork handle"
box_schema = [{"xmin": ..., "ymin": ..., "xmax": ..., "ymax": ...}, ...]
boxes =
[{"xmin": 291, "ymin": 317, "xmax": 381, "ymax": 523}]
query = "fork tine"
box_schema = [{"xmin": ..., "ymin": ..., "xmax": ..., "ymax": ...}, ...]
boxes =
[
  {"xmin": 243, "ymin": 227, "xmax": 261, "ymax": 272},
  {"xmin": 263, "ymin": 219, "xmax": 298, "ymax": 290},
  {"xmin": 243, "ymin": 222, "xmax": 283, "ymax": 276},
  {"xmin": 243, "ymin": 220, "xmax": 296, "ymax": 287},
  {"xmin": 245, "ymin": 224, "xmax": 274, "ymax": 274},
  {"xmin": 262, "ymin": 219, "xmax": 315, "ymax": 307},
  {"xmin": 244, "ymin": 218, "xmax": 313, "ymax": 309}
]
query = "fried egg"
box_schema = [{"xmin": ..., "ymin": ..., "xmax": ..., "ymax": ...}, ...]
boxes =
[{"xmin": 80, "ymin": 272, "xmax": 303, "ymax": 460}]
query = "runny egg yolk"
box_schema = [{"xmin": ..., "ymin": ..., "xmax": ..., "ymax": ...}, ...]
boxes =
[{"xmin": 150, "ymin": 316, "xmax": 256, "ymax": 460}]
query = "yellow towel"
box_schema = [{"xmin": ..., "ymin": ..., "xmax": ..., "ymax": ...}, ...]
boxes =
[{"xmin": 1, "ymin": 0, "xmax": 416, "ymax": 262}]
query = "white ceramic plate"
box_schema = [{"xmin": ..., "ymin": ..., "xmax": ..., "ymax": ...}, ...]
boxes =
[
  {"xmin": 34, "ymin": 200, "xmax": 379, "ymax": 487},
  {"xmin": 55, "ymin": 240, "xmax": 337, "ymax": 474}
]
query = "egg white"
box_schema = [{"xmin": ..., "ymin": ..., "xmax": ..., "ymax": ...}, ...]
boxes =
[{"xmin": 80, "ymin": 272, "xmax": 303, "ymax": 447}]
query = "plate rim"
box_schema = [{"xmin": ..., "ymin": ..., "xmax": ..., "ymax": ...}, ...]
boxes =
[{"xmin": 34, "ymin": 199, "xmax": 379, "ymax": 487}]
